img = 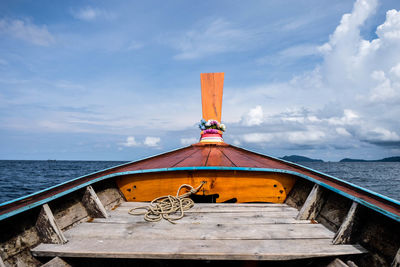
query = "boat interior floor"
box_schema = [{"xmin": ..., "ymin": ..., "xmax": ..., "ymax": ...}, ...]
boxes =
[{"xmin": 32, "ymin": 202, "xmax": 366, "ymax": 262}]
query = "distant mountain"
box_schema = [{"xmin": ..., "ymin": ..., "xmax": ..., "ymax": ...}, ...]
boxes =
[
  {"xmin": 339, "ymin": 158, "xmax": 368, "ymax": 162},
  {"xmin": 340, "ymin": 156, "xmax": 400, "ymax": 162},
  {"xmin": 280, "ymin": 155, "xmax": 324, "ymax": 163}
]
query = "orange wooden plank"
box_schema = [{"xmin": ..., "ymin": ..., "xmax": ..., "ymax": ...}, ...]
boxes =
[
  {"xmin": 116, "ymin": 170, "xmax": 297, "ymax": 203},
  {"xmin": 201, "ymin": 73, "xmax": 224, "ymax": 122}
]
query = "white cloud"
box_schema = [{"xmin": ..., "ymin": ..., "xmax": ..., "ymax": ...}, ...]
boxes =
[
  {"xmin": 336, "ymin": 127, "xmax": 352, "ymax": 136},
  {"xmin": 361, "ymin": 127, "xmax": 400, "ymax": 142},
  {"xmin": 326, "ymin": 109, "xmax": 359, "ymax": 126},
  {"xmin": 144, "ymin": 136, "xmax": 160, "ymax": 147},
  {"xmin": 243, "ymin": 106, "xmax": 263, "ymax": 126},
  {"xmin": 242, "ymin": 133, "xmax": 274, "ymax": 143},
  {"xmin": 180, "ymin": 137, "xmax": 197, "ymax": 146},
  {"xmin": 376, "ymin": 9, "xmax": 400, "ymax": 41},
  {"xmin": 369, "ymin": 70, "xmax": 398, "ymax": 101},
  {"xmin": 0, "ymin": 18, "xmax": 54, "ymax": 46},
  {"xmin": 287, "ymin": 130, "xmax": 326, "ymax": 144},
  {"xmin": 229, "ymin": 0, "xmax": 400, "ymax": 151},
  {"xmin": 169, "ymin": 18, "xmax": 257, "ymax": 60},
  {"xmin": 122, "ymin": 136, "xmax": 139, "ymax": 147},
  {"xmin": 71, "ymin": 7, "xmax": 114, "ymax": 21}
]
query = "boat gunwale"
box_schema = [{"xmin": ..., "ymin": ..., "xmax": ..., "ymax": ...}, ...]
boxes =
[{"xmin": 0, "ymin": 165, "xmax": 399, "ymax": 222}]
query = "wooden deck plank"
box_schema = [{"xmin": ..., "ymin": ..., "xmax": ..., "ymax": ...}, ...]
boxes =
[
  {"xmin": 113, "ymin": 209, "xmax": 299, "ymax": 219},
  {"xmin": 63, "ymin": 222, "xmax": 335, "ymax": 240},
  {"xmin": 118, "ymin": 202, "xmax": 299, "ymax": 213},
  {"xmin": 90, "ymin": 212, "xmax": 310, "ymax": 225},
  {"xmin": 32, "ymin": 238, "xmax": 365, "ymax": 261},
  {"xmin": 32, "ymin": 203, "xmax": 366, "ymax": 261},
  {"xmin": 119, "ymin": 202, "xmax": 292, "ymax": 208},
  {"xmin": 116, "ymin": 206, "xmax": 299, "ymax": 214}
]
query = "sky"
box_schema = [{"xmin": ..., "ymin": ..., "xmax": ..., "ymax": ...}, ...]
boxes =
[{"xmin": 1, "ymin": 0, "xmax": 400, "ymax": 161}]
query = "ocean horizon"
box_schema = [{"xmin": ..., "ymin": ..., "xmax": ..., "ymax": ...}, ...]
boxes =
[{"xmin": 0, "ymin": 160, "xmax": 399, "ymax": 205}]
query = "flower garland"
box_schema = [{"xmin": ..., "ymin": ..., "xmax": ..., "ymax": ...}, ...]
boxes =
[{"xmin": 198, "ymin": 119, "xmax": 226, "ymax": 133}]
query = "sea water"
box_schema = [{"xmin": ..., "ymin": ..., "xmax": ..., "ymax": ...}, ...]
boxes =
[{"xmin": 0, "ymin": 160, "xmax": 399, "ymax": 204}]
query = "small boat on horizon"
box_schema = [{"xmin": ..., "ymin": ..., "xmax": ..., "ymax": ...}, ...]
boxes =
[{"xmin": 0, "ymin": 73, "xmax": 399, "ymax": 267}]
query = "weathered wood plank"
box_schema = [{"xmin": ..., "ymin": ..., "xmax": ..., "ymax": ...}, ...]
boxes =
[
  {"xmin": 327, "ymin": 258, "xmax": 349, "ymax": 267},
  {"xmin": 41, "ymin": 256, "xmax": 71, "ymax": 267},
  {"xmin": 116, "ymin": 207, "xmax": 298, "ymax": 214},
  {"xmin": 113, "ymin": 209, "xmax": 299, "ymax": 220},
  {"xmin": 82, "ymin": 186, "xmax": 108, "ymax": 218},
  {"xmin": 393, "ymin": 247, "xmax": 400, "ymax": 267},
  {"xmin": 333, "ymin": 202, "xmax": 359, "ymax": 244},
  {"xmin": 52, "ymin": 196, "xmax": 89, "ymax": 231},
  {"xmin": 35, "ymin": 204, "xmax": 67, "ymax": 244},
  {"xmin": 117, "ymin": 203, "xmax": 298, "ymax": 214},
  {"xmin": 91, "ymin": 212, "xmax": 309, "ymax": 225},
  {"xmin": 297, "ymin": 184, "xmax": 324, "ymax": 220},
  {"xmin": 96, "ymin": 186, "xmax": 125, "ymax": 210},
  {"xmin": 0, "ymin": 255, "xmax": 5, "ymax": 267},
  {"xmin": 63, "ymin": 222, "xmax": 335, "ymax": 240},
  {"xmin": 120, "ymin": 202, "xmax": 291, "ymax": 208},
  {"xmin": 346, "ymin": 260, "xmax": 358, "ymax": 267},
  {"xmin": 31, "ymin": 238, "xmax": 366, "ymax": 261}
]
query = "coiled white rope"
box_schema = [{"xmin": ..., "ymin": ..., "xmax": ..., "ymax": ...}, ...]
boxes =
[{"xmin": 128, "ymin": 181, "xmax": 206, "ymax": 224}]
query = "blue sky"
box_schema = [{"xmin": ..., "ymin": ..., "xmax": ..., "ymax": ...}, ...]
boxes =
[{"xmin": 1, "ymin": 0, "xmax": 400, "ymax": 161}]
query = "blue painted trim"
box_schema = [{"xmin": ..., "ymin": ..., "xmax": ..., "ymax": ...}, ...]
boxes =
[{"xmin": 1, "ymin": 166, "xmax": 399, "ymax": 222}]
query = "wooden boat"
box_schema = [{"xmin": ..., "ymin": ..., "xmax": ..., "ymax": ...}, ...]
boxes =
[{"xmin": 0, "ymin": 73, "xmax": 399, "ymax": 267}]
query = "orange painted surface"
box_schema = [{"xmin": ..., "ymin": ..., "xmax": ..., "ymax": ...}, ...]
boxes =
[
  {"xmin": 116, "ymin": 170, "xmax": 297, "ymax": 203},
  {"xmin": 200, "ymin": 73, "xmax": 224, "ymax": 122}
]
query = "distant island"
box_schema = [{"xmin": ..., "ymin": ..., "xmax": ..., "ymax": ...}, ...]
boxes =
[
  {"xmin": 280, "ymin": 155, "xmax": 324, "ymax": 163},
  {"xmin": 340, "ymin": 156, "xmax": 400, "ymax": 162},
  {"xmin": 280, "ymin": 155, "xmax": 400, "ymax": 163}
]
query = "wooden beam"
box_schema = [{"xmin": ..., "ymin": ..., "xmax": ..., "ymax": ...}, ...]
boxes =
[
  {"xmin": 32, "ymin": 238, "xmax": 365, "ymax": 261},
  {"xmin": 0, "ymin": 255, "xmax": 5, "ymax": 267},
  {"xmin": 36, "ymin": 204, "xmax": 67, "ymax": 244},
  {"xmin": 296, "ymin": 184, "xmax": 324, "ymax": 220},
  {"xmin": 82, "ymin": 186, "xmax": 108, "ymax": 218},
  {"xmin": 42, "ymin": 257, "xmax": 71, "ymax": 267},
  {"xmin": 346, "ymin": 260, "xmax": 358, "ymax": 267},
  {"xmin": 333, "ymin": 202, "xmax": 359, "ymax": 245},
  {"xmin": 200, "ymin": 73, "xmax": 224, "ymax": 122},
  {"xmin": 64, "ymin": 222, "xmax": 335, "ymax": 240},
  {"xmin": 392, "ymin": 247, "xmax": 400, "ymax": 267},
  {"xmin": 327, "ymin": 258, "xmax": 349, "ymax": 267}
]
